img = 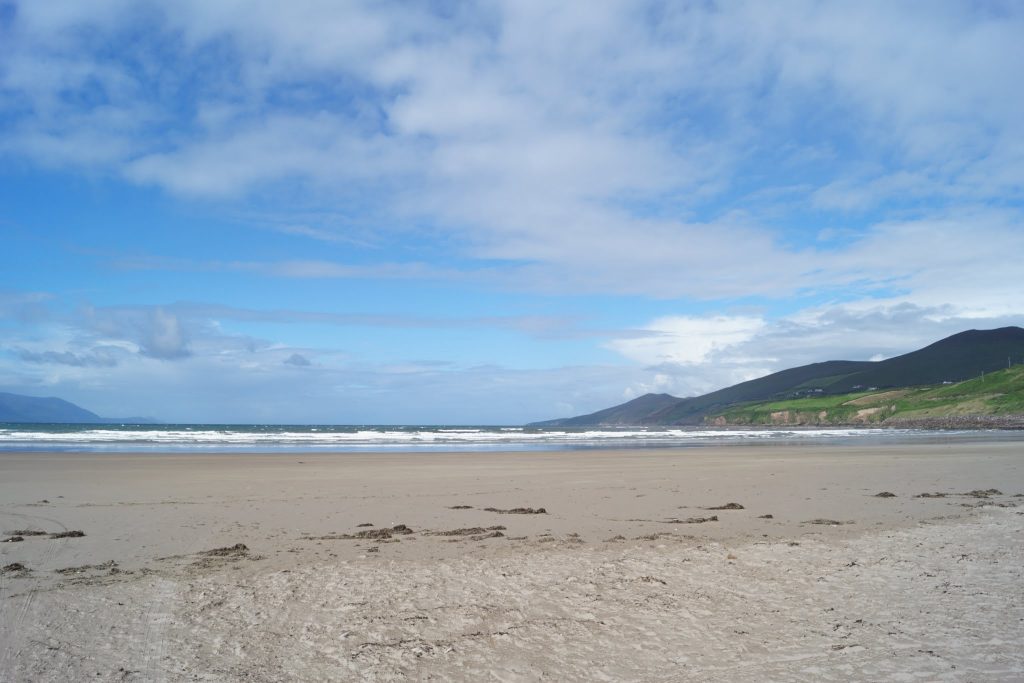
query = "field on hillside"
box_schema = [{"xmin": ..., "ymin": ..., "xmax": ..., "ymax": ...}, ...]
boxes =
[{"xmin": 711, "ymin": 366, "xmax": 1024, "ymax": 425}]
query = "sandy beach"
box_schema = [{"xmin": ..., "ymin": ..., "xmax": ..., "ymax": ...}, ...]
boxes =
[{"xmin": 2, "ymin": 441, "xmax": 1023, "ymax": 681}]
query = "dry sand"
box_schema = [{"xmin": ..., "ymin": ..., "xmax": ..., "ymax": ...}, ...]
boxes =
[{"xmin": 1, "ymin": 441, "xmax": 1023, "ymax": 681}]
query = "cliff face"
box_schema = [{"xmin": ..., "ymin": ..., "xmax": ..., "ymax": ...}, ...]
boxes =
[
  {"xmin": 711, "ymin": 405, "xmax": 897, "ymax": 426},
  {"xmin": 718, "ymin": 412, "xmax": 1024, "ymax": 429}
]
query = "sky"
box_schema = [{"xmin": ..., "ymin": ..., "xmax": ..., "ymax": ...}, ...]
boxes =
[{"xmin": 1, "ymin": 1, "xmax": 1023, "ymax": 424}]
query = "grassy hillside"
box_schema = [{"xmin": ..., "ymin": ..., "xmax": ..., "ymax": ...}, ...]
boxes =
[
  {"xmin": 710, "ymin": 365, "xmax": 1024, "ymax": 426},
  {"xmin": 642, "ymin": 361, "xmax": 871, "ymax": 425},
  {"xmin": 825, "ymin": 327, "xmax": 1024, "ymax": 393}
]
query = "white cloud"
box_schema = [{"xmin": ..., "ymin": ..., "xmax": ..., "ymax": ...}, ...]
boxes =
[
  {"xmin": 608, "ymin": 315, "xmax": 766, "ymax": 365},
  {"xmin": 2, "ymin": 1, "xmax": 1021, "ymax": 304}
]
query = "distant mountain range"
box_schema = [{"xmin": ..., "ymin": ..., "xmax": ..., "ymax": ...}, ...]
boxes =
[
  {"xmin": 0, "ymin": 392, "xmax": 158, "ymax": 424},
  {"xmin": 531, "ymin": 326, "xmax": 1024, "ymax": 427}
]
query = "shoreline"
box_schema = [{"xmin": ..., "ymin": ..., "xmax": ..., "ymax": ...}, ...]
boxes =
[
  {"xmin": 3, "ymin": 425, "xmax": 1024, "ymax": 456},
  {"xmin": 3, "ymin": 441, "xmax": 1023, "ymax": 680}
]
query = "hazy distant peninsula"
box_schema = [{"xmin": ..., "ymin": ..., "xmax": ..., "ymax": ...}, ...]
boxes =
[
  {"xmin": 532, "ymin": 327, "xmax": 1024, "ymax": 428},
  {"xmin": 0, "ymin": 392, "xmax": 157, "ymax": 424}
]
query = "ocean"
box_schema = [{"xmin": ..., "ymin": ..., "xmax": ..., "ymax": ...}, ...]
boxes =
[{"xmin": 0, "ymin": 423, "xmax": 1019, "ymax": 452}]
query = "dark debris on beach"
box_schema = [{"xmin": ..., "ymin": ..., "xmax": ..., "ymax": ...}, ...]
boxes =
[{"xmin": 49, "ymin": 530, "xmax": 86, "ymax": 539}]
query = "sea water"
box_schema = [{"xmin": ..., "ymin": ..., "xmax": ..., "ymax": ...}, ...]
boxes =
[{"xmin": 0, "ymin": 423, "xmax": 1019, "ymax": 452}]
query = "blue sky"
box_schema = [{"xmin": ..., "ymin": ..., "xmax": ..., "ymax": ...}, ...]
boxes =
[{"xmin": 1, "ymin": 1, "xmax": 1023, "ymax": 424}]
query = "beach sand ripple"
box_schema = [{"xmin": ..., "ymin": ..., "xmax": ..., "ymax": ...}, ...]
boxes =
[{"xmin": 2, "ymin": 509, "xmax": 1021, "ymax": 681}]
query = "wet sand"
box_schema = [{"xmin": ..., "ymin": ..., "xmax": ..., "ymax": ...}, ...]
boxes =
[{"xmin": 2, "ymin": 441, "xmax": 1023, "ymax": 680}]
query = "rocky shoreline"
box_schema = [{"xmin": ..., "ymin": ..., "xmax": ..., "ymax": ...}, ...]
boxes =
[
  {"xmin": 883, "ymin": 414, "xmax": 1024, "ymax": 430},
  {"xmin": 705, "ymin": 414, "xmax": 1024, "ymax": 430}
]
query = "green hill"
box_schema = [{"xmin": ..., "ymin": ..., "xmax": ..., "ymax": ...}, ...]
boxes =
[
  {"xmin": 530, "ymin": 326, "xmax": 1024, "ymax": 426},
  {"xmin": 711, "ymin": 365, "xmax": 1024, "ymax": 426},
  {"xmin": 825, "ymin": 327, "xmax": 1024, "ymax": 393},
  {"xmin": 642, "ymin": 360, "xmax": 872, "ymax": 425}
]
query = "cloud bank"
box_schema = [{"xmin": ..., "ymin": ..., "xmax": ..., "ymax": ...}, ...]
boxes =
[{"xmin": 2, "ymin": 1, "xmax": 1021, "ymax": 305}]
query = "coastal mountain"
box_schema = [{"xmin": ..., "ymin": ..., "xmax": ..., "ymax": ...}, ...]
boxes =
[
  {"xmin": 0, "ymin": 392, "xmax": 157, "ymax": 424},
  {"xmin": 821, "ymin": 327, "xmax": 1024, "ymax": 393},
  {"xmin": 531, "ymin": 326, "xmax": 1024, "ymax": 426},
  {"xmin": 544, "ymin": 392, "xmax": 683, "ymax": 427}
]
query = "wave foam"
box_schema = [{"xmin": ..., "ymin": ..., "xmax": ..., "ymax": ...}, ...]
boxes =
[{"xmin": 0, "ymin": 425, "xmax": 942, "ymax": 452}]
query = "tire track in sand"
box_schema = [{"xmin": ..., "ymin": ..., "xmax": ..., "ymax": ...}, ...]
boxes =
[{"xmin": 0, "ymin": 506, "xmax": 69, "ymax": 675}]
